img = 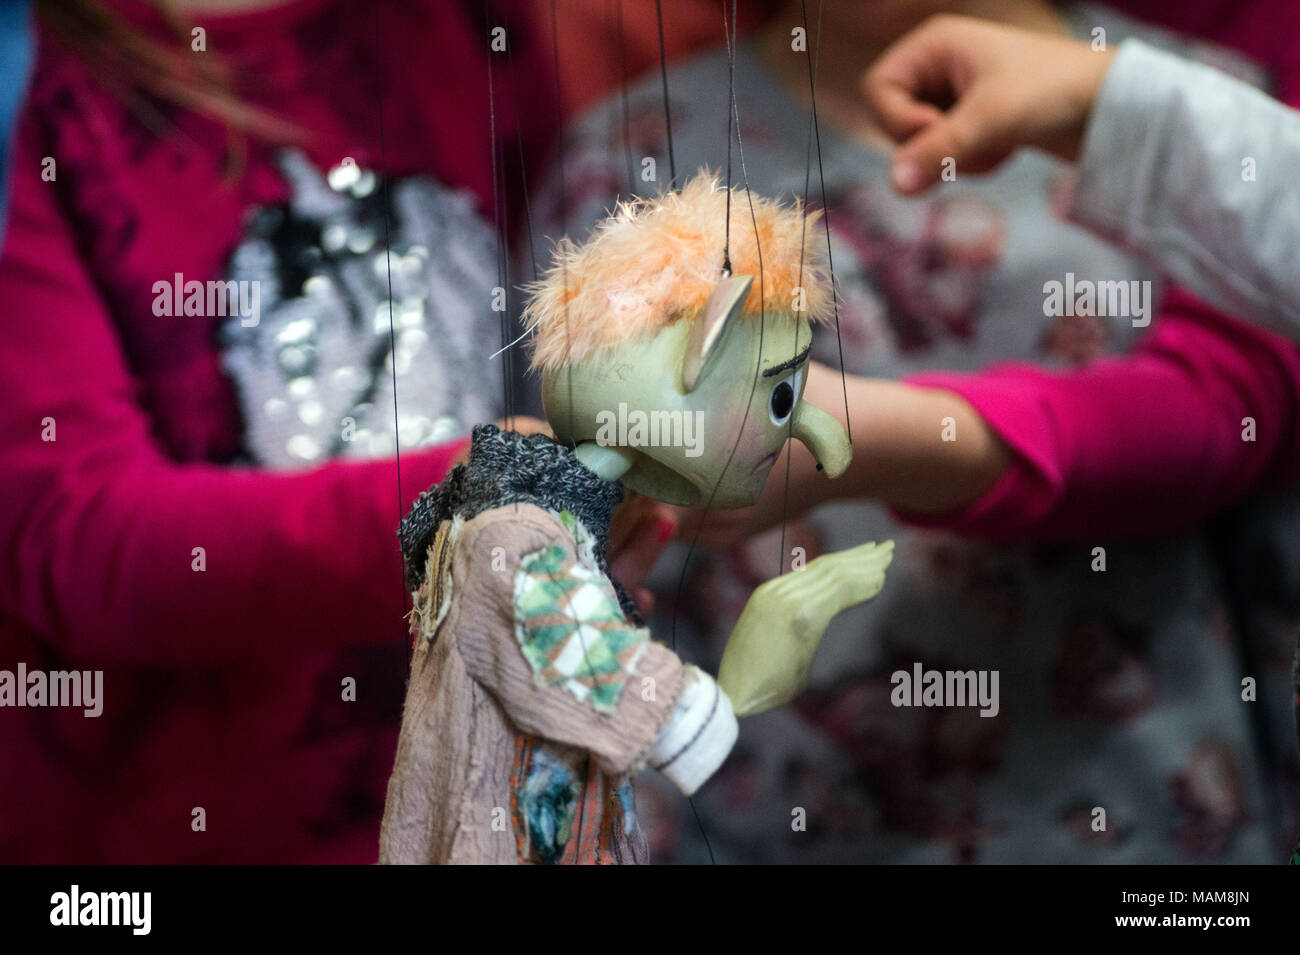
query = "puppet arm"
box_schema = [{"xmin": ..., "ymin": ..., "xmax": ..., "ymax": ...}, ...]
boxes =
[{"xmin": 452, "ymin": 503, "xmax": 736, "ymax": 795}]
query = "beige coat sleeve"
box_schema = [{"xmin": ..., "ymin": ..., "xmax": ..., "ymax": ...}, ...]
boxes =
[{"xmin": 448, "ymin": 502, "xmax": 689, "ymax": 776}]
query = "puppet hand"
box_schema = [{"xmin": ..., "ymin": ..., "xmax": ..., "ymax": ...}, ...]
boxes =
[{"xmin": 717, "ymin": 540, "xmax": 893, "ymax": 717}]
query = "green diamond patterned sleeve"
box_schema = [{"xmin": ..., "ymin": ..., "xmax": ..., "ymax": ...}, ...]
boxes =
[
  {"xmin": 513, "ymin": 542, "xmax": 650, "ymax": 714},
  {"xmin": 451, "ymin": 503, "xmax": 689, "ymax": 776}
]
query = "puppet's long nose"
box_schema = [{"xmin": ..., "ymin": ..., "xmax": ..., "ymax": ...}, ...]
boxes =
[{"xmin": 791, "ymin": 401, "xmax": 851, "ymax": 479}]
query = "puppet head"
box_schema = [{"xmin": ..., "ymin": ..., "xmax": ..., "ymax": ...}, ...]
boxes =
[{"xmin": 524, "ymin": 174, "xmax": 850, "ymax": 508}]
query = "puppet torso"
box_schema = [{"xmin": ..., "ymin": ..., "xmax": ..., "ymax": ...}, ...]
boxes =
[
  {"xmin": 379, "ymin": 427, "xmax": 692, "ymax": 865},
  {"xmin": 380, "ymin": 503, "xmax": 660, "ymax": 864}
]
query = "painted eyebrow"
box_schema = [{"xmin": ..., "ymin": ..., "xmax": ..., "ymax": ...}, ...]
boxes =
[{"xmin": 762, "ymin": 343, "xmax": 813, "ymax": 378}]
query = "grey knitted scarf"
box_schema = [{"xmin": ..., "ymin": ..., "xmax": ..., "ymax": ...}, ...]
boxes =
[{"xmin": 399, "ymin": 424, "xmax": 641, "ymax": 623}]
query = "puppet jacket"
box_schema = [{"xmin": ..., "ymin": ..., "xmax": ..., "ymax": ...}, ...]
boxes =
[{"xmin": 378, "ymin": 425, "xmax": 737, "ymax": 864}]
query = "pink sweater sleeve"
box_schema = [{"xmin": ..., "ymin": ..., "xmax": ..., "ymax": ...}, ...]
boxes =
[
  {"xmin": 892, "ymin": 0, "xmax": 1300, "ymax": 543},
  {"xmin": 898, "ymin": 293, "xmax": 1300, "ymax": 541},
  {"xmin": 0, "ymin": 146, "xmax": 468, "ymax": 667}
]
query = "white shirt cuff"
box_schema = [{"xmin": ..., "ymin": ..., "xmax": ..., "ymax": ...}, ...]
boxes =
[{"xmin": 649, "ymin": 665, "xmax": 737, "ymax": 796}]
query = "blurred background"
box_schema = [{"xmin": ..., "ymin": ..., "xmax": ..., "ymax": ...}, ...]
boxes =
[{"xmin": 0, "ymin": 0, "xmax": 1296, "ymax": 864}]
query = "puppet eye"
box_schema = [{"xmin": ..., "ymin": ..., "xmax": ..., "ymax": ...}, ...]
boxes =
[{"xmin": 768, "ymin": 367, "xmax": 803, "ymax": 426}]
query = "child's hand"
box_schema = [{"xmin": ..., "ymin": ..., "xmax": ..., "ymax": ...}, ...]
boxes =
[
  {"xmin": 861, "ymin": 14, "xmax": 1113, "ymax": 195},
  {"xmin": 608, "ymin": 493, "xmax": 677, "ymax": 615}
]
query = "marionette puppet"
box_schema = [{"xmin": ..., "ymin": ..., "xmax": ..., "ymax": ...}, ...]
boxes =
[{"xmin": 378, "ymin": 175, "xmax": 893, "ymax": 865}]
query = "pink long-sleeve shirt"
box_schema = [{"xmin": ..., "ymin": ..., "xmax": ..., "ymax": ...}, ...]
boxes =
[
  {"xmin": 905, "ymin": 290, "xmax": 1300, "ymax": 540},
  {"xmin": 0, "ymin": 0, "xmax": 550, "ymax": 862}
]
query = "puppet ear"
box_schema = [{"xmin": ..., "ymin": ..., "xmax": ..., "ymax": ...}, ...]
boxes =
[{"xmin": 681, "ymin": 274, "xmax": 753, "ymax": 393}]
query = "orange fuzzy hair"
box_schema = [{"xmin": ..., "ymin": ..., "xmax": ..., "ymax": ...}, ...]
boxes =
[{"xmin": 524, "ymin": 172, "xmax": 834, "ymax": 374}]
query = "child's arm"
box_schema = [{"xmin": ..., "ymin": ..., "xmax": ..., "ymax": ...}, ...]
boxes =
[
  {"xmin": 694, "ymin": 294, "xmax": 1300, "ymax": 547},
  {"xmin": 820, "ymin": 296, "xmax": 1300, "ymax": 542},
  {"xmin": 678, "ymin": 363, "xmax": 1010, "ymax": 549},
  {"xmin": 865, "ymin": 17, "xmax": 1300, "ymax": 339},
  {"xmin": 894, "ymin": 293, "xmax": 1300, "ymax": 541},
  {"xmin": 451, "ymin": 504, "xmax": 736, "ymax": 795}
]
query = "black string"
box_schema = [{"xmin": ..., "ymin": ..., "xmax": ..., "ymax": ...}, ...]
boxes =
[
  {"xmin": 779, "ymin": 2, "xmax": 824, "ymax": 579},
  {"xmin": 655, "ymin": 0, "xmax": 677, "ymax": 190},
  {"xmin": 616, "ymin": 0, "xmax": 636, "ymax": 196},
  {"xmin": 802, "ymin": 0, "xmax": 851, "ymax": 442},
  {"xmin": 505, "ymin": 9, "xmax": 539, "ymax": 282},
  {"xmin": 666, "ymin": 0, "xmax": 765, "ymax": 867},
  {"xmin": 671, "ymin": 5, "xmax": 764, "ymax": 654},
  {"xmin": 550, "ymin": 0, "xmax": 576, "ymax": 450},
  {"xmin": 546, "ymin": 0, "xmax": 589, "ymax": 864},
  {"xmin": 485, "ymin": 4, "xmax": 516, "ymax": 430},
  {"xmin": 372, "ymin": 4, "xmax": 406, "ymax": 624},
  {"xmin": 722, "ymin": 0, "xmax": 735, "ymax": 274}
]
